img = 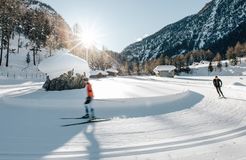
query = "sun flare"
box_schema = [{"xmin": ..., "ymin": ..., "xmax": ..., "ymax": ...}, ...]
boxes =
[
  {"xmin": 78, "ymin": 23, "xmax": 104, "ymax": 49},
  {"xmin": 79, "ymin": 28, "xmax": 96, "ymax": 48}
]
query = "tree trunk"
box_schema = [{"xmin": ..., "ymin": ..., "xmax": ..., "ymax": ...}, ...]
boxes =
[
  {"xmin": 17, "ymin": 33, "xmax": 20, "ymax": 54},
  {"xmin": 49, "ymin": 48, "xmax": 52, "ymax": 57},
  {"xmin": 33, "ymin": 49, "xmax": 36, "ymax": 66},
  {"xmin": 5, "ymin": 35, "xmax": 10, "ymax": 67},
  {"xmin": 0, "ymin": 35, "xmax": 3, "ymax": 66}
]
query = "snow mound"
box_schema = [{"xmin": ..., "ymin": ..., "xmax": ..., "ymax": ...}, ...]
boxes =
[
  {"xmin": 38, "ymin": 50, "xmax": 90, "ymax": 79},
  {"xmin": 232, "ymin": 82, "xmax": 246, "ymax": 86},
  {"xmin": 228, "ymin": 81, "xmax": 246, "ymax": 92}
]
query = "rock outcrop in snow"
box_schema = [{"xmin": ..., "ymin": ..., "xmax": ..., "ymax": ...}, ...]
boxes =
[{"xmin": 42, "ymin": 69, "xmax": 86, "ymax": 91}]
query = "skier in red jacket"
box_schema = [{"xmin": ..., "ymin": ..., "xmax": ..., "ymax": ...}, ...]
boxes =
[{"xmin": 81, "ymin": 77, "xmax": 95, "ymax": 119}]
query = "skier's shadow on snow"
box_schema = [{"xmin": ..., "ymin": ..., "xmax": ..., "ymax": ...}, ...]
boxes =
[
  {"xmin": 225, "ymin": 97, "xmax": 246, "ymax": 102},
  {"xmin": 83, "ymin": 124, "xmax": 101, "ymax": 160}
]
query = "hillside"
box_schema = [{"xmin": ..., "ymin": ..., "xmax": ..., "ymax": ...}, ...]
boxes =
[
  {"xmin": 0, "ymin": 0, "xmax": 72, "ymax": 68},
  {"xmin": 121, "ymin": 0, "xmax": 246, "ymax": 62}
]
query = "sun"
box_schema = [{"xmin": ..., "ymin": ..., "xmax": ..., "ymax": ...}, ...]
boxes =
[
  {"xmin": 68, "ymin": 22, "xmax": 106, "ymax": 60},
  {"xmin": 79, "ymin": 28, "xmax": 96, "ymax": 49},
  {"xmin": 78, "ymin": 23, "xmax": 104, "ymax": 49}
]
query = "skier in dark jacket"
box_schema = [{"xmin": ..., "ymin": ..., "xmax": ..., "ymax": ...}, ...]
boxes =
[{"xmin": 213, "ymin": 76, "xmax": 225, "ymax": 98}]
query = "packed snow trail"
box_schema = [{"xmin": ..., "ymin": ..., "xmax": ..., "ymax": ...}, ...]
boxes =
[{"xmin": 0, "ymin": 76, "xmax": 246, "ymax": 160}]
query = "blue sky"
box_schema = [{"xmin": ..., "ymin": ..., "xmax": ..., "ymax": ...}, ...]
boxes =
[{"xmin": 41, "ymin": 0, "xmax": 211, "ymax": 52}]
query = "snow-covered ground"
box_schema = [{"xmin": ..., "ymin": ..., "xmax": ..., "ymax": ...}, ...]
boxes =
[
  {"xmin": 1, "ymin": 45, "xmax": 246, "ymax": 159},
  {"xmin": 181, "ymin": 59, "xmax": 246, "ymax": 76},
  {"xmin": 1, "ymin": 75, "xmax": 246, "ymax": 160}
]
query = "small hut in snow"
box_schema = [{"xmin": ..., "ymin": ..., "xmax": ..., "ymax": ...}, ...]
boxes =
[
  {"xmin": 106, "ymin": 68, "xmax": 118, "ymax": 76},
  {"xmin": 90, "ymin": 70, "xmax": 108, "ymax": 78},
  {"xmin": 153, "ymin": 65, "xmax": 176, "ymax": 77}
]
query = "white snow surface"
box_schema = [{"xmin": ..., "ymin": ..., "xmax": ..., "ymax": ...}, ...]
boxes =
[
  {"xmin": 1, "ymin": 75, "xmax": 246, "ymax": 160},
  {"xmin": 1, "ymin": 47, "xmax": 246, "ymax": 160},
  {"xmin": 38, "ymin": 50, "xmax": 90, "ymax": 79}
]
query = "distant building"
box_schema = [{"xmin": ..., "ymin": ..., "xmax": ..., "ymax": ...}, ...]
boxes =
[
  {"xmin": 90, "ymin": 70, "xmax": 108, "ymax": 78},
  {"xmin": 106, "ymin": 68, "xmax": 118, "ymax": 76},
  {"xmin": 153, "ymin": 65, "xmax": 176, "ymax": 77}
]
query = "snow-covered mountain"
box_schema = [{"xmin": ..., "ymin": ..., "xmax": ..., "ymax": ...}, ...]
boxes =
[
  {"xmin": 23, "ymin": 0, "xmax": 57, "ymax": 14},
  {"xmin": 121, "ymin": 0, "xmax": 246, "ymax": 62}
]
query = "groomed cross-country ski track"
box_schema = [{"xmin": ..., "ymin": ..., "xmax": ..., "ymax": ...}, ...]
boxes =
[{"xmin": 0, "ymin": 76, "xmax": 246, "ymax": 160}]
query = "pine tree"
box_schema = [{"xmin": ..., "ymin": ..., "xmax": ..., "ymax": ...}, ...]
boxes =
[
  {"xmin": 217, "ymin": 61, "xmax": 222, "ymax": 72},
  {"xmin": 225, "ymin": 62, "xmax": 228, "ymax": 67},
  {"xmin": 208, "ymin": 62, "xmax": 213, "ymax": 73},
  {"xmin": 27, "ymin": 9, "xmax": 52, "ymax": 65},
  {"xmin": 226, "ymin": 47, "xmax": 237, "ymax": 66},
  {"xmin": 205, "ymin": 50, "xmax": 214, "ymax": 61},
  {"xmin": 213, "ymin": 52, "xmax": 222, "ymax": 62},
  {"xmin": 189, "ymin": 53, "xmax": 194, "ymax": 65},
  {"xmin": 159, "ymin": 54, "xmax": 166, "ymax": 65},
  {"xmin": 26, "ymin": 52, "xmax": 30, "ymax": 65},
  {"xmin": 16, "ymin": 25, "xmax": 23, "ymax": 54}
]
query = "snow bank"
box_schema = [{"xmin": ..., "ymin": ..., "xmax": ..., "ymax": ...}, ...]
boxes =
[
  {"xmin": 38, "ymin": 50, "xmax": 90, "ymax": 79},
  {"xmin": 233, "ymin": 82, "xmax": 246, "ymax": 86},
  {"xmin": 228, "ymin": 81, "xmax": 246, "ymax": 92}
]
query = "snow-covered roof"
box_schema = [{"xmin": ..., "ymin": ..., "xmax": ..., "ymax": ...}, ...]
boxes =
[
  {"xmin": 153, "ymin": 65, "xmax": 176, "ymax": 73},
  {"xmin": 38, "ymin": 50, "xmax": 90, "ymax": 79},
  {"xmin": 106, "ymin": 68, "xmax": 119, "ymax": 73},
  {"xmin": 90, "ymin": 70, "xmax": 109, "ymax": 76}
]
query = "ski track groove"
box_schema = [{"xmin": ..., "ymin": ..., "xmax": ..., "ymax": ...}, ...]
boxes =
[{"xmin": 1, "ymin": 125, "xmax": 246, "ymax": 159}]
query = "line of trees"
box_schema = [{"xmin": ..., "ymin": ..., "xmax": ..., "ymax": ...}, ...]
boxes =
[
  {"xmin": 226, "ymin": 42, "xmax": 246, "ymax": 65},
  {"xmin": 119, "ymin": 41, "xmax": 246, "ymax": 75},
  {"xmin": 118, "ymin": 49, "xmax": 214, "ymax": 75}
]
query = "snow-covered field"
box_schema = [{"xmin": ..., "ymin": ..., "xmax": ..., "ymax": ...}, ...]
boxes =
[{"xmin": 1, "ymin": 75, "xmax": 246, "ymax": 160}]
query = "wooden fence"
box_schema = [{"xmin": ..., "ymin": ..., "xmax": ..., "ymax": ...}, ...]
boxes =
[{"xmin": 0, "ymin": 71, "xmax": 46, "ymax": 80}]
